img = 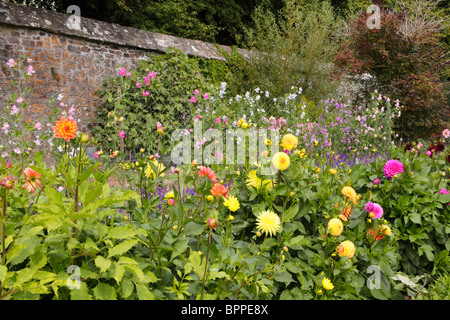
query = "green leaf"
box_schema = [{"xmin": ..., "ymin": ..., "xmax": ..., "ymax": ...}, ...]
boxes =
[
  {"xmin": 106, "ymin": 226, "xmax": 140, "ymax": 240},
  {"xmin": 113, "ymin": 264, "xmax": 126, "ymax": 284},
  {"xmin": 283, "ymin": 204, "xmax": 299, "ymax": 223},
  {"xmin": 170, "ymin": 238, "xmax": 190, "ymax": 261},
  {"xmin": 70, "ymin": 282, "xmax": 92, "ymax": 300},
  {"xmin": 120, "ymin": 277, "xmax": 134, "ymax": 298},
  {"xmin": 273, "ymin": 271, "xmax": 294, "ymax": 286},
  {"xmin": 95, "ymin": 256, "xmax": 112, "ymax": 273},
  {"xmin": 410, "ymin": 212, "xmax": 421, "ymax": 224},
  {"xmin": 135, "ymin": 283, "xmax": 155, "ymax": 300},
  {"xmin": 107, "ymin": 239, "xmax": 138, "ymax": 258},
  {"xmin": 0, "ymin": 265, "xmax": 7, "ymax": 282},
  {"xmin": 93, "ymin": 283, "xmax": 117, "ymax": 300},
  {"xmin": 45, "ymin": 187, "xmax": 63, "ymax": 206},
  {"xmin": 182, "ymin": 221, "xmax": 205, "ymax": 236},
  {"xmin": 286, "ymin": 235, "xmax": 309, "ymax": 249}
]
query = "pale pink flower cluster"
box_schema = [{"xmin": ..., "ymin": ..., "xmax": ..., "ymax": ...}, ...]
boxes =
[{"xmin": 265, "ymin": 117, "xmax": 287, "ymax": 130}]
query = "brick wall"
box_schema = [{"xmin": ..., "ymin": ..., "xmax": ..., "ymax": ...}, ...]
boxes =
[{"xmin": 0, "ymin": 0, "xmax": 248, "ymax": 130}]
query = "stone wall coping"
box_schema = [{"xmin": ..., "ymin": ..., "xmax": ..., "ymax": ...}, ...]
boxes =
[{"xmin": 0, "ymin": 0, "xmax": 250, "ymax": 61}]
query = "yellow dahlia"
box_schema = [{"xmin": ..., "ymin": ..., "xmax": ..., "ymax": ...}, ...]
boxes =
[
  {"xmin": 327, "ymin": 218, "xmax": 343, "ymax": 237},
  {"xmin": 337, "ymin": 240, "xmax": 355, "ymax": 259},
  {"xmin": 223, "ymin": 195, "xmax": 240, "ymax": 212},
  {"xmin": 281, "ymin": 134, "xmax": 298, "ymax": 151},
  {"xmin": 341, "ymin": 186, "xmax": 357, "ymax": 200},
  {"xmin": 272, "ymin": 152, "xmax": 290, "ymax": 171},
  {"xmin": 322, "ymin": 277, "xmax": 334, "ymax": 291},
  {"xmin": 246, "ymin": 170, "xmax": 274, "ymax": 191},
  {"xmin": 144, "ymin": 159, "xmax": 165, "ymax": 179},
  {"xmin": 381, "ymin": 225, "xmax": 392, "ymax": 236},
  {"xmin": 256, "ymin": 210, "xmax": 281, "ymax": 237},
  {"xmin": 164, "ymin": 191, "xmax": 174, "ymax": 200}
]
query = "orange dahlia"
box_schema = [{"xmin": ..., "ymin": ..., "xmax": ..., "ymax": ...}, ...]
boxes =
[
  {"xmin": 339, "ymin": 206, "xmax": 353, "ymax": 221},
  {"xmin": 22, "ymin": 167, "xmax": 41, "ymax": 193},
  {"xmin": 367, "ymin": 225, "xmax": 392, "ymax": 241},
  {"xmin": 52, "ymin": 116, "xmax": 78, "ymax": 142},
  {"xmin": 210, "ymin": 183, "xmax": 229, "ymax": 199},
  {"xmin": 198, "ymin": 165, "xmax": 217, "ymax": 183}
]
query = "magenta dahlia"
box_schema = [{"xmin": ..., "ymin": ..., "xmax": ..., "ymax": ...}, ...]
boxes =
[{"xmin": 383, "ymin": 159, "xmax": 404, "ymax": 180}]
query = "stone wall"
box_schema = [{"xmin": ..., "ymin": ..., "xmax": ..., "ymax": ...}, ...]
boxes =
[{"xmin": 0, "ymin": 0, "xmax": 248, "ymax": 130}]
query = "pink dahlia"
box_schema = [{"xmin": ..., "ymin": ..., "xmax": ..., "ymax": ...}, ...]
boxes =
[
  {"xmin": 383, "ymin": 159, "xmax": 404, "ymax": 180},
  {"xmin": 364, "ymin": 202, "xmax": 384, "ymax": 219}
]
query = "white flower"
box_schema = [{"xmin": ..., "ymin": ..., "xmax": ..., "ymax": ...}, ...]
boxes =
[{"xmin": 57, "ymin": 94, "xmax": 64, "ymax": 101}]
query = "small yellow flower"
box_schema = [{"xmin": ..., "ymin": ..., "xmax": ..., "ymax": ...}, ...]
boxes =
[
  {"xmin": 206, "ymin": 195, "xmax": 214, "ymax": 202},
  {"xmin": 227, "ymin": 215, "xmax": 234, "ymax": 221},
  {"xmin": 322, "ymin": 277, "xmax": 334, "ymax": 291},
  {"xmin": 315, "ymin": 167, "xmax": 321, "ymax": 173},
  {"xmin": 264, "ymin": 139, "xmax": 272, "ymax": 146},
  {"xmin": 289, "ymin": 191, "xmax": 295, "ymax": 197},
  {"xmin": 330, "ymin": 169, "xmax": 337, "ymax": 175},
  {"xmin": 242, "ymin": 122, "xmax": 248, "ymax": 129}
]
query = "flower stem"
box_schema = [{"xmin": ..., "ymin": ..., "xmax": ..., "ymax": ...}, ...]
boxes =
[
  {"xmin": 1, "ymin": 189, "xmax": 7, "ymax": 266},
  {"xmin": 201, "ymin": 228, "xmax": 212, "ymax": 300}
]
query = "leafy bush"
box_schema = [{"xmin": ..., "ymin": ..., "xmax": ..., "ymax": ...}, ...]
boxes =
[
  {"xmin": 334, "ymin": 1, "xmax": 449, "ymax": 140},
  {"xmin": 91, "ymin": 48, "xmax": 218, "ymax": 158}
]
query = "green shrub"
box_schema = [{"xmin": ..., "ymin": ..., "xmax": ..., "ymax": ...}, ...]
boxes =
[{"xmin": 91, "ymin": 48, "xmax": 219, "ymax": 158}]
